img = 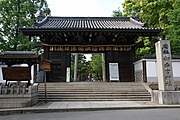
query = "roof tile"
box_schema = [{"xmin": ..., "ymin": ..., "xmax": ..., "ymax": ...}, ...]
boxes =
[{"xmin": 35, "ymin": 16, "xmax": 146, "ymax": 30}]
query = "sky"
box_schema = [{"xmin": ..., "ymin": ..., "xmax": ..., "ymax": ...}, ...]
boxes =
[
  {"xmin": 46, "ymin": 0, "xmax": 125, "ymax": 61},
  {"xmin": 46, "ymin": 0, "xmax": 125, "ymax": 17}
]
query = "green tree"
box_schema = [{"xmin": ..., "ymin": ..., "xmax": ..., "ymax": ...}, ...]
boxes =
[
  {"xmin": 122, "ymin": 0, "xmax": 139, "ymax": 17},
  {"xmin": 91, "ymin": 53, "xmax": 103, "ymax": 81},
  {"xmin": 0, "ymin": 0, "xmax": 50, "ymax": 51},
  {"xmin": 122, "ymin": 0, "xmax": 180, "ymax": 56},
  {"xmin": 167, "ymin": 0, "xmax": 180, "ymax": 55},
  {"xmin": 112, "ymin": 7, "xmax": 123, "ymax": 17},
  {"xmin": 77, "ymin": 54, "xmax": 87, "ymax": 81},
  {"xmin": 123, "ymin": 0, "xmax": 173, "ymax": 28},
  {"xmin": 71, "ymin": 54, "xmax": 92, "ymax": 81},
  {"xmin": 135, "ymin": 37, "xmax": 158, "ymax": 57}
]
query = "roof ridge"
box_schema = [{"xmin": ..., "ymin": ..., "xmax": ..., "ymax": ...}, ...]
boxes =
[
  {"xmin": 36, "ymin": 16, "xmax": 49, "ymax": 27},
  {"xmin": 130, "ymin": 17, "xmax": 144, "ymax": 27},
  {"xmin": 0, "ymin": 51, "xmax": 37, "ymax": 55},
  {"xmin": 46, "ymin": 16, "xmax": 131, "ymax": 20},
  {"xmin": 20, "ymin": 15, "xmax": 162, "ymax": 34}
]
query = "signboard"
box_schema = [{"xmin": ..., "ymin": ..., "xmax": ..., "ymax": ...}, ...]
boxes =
[
  {"xmin": 39, "ymin": 59, "xmax": 52, "ymax": 72},
  {"xmin": 109, "ymin": 63, "xmax": 119, "ymax": 81},
  {"xmin": 2, "ymin": 67, "xmax": 31, "ymax": 81},
  {"xmin": 66, "ymin": 67, "xmax": 70, "ymax": 82}
]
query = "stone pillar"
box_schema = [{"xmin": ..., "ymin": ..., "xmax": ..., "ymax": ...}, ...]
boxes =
[
  {"xmin": 155, "ymin": 40, "xmax": 174, "ymax": 91},
  {"xmin": 153, "ymin": 40, "xmax": 180, "ymax": 104},
  {"xmin": 74, "ymin": 53, "xmax": 78, "ymax": 82},
  {"xmin": 142, "ymin": 61, "xmax": 147, "ymax": 82},
  {"xmin": 102, "ymin": 53, "xmax": 106, "ymax": 82}
]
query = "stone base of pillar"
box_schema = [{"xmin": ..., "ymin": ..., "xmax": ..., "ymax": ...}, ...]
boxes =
[{"xmin": 152, "ymin": 90, "xmax": 180, "ymax": 104}]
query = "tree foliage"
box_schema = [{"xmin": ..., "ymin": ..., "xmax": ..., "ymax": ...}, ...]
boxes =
[
  {"xmin": 91, "ymin": 53, "xmax": 103, "ymax": 81},
  {"xmin": 0, "ymin": 0, "xmax": 50, "ymax": 51},
  {"xmin": 135, "ymin": 37, "xmax": 158, "ymax": 57},
  {"xmin": 71, "ymin": 54, "xmax": 92, "ymax": 81},
  {"xmin": 122, "ymin": 0, "xmax": 180, "ymax": 55},
  {"xmin": 167, "ymin": 0, "xmax": 180, "ymax": 55},
  {"xmin": 112, "ymin": 7, "xmax": 123, "ymax": 17},
  {"xmin": 123, "ymin": 0, "xmax": 173, "ymax": 29}
]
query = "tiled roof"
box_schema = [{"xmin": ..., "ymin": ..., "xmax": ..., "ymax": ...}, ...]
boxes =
[
  {"xmin": 21, "ymin": 16, "xmax": 161, "ymax": 31},
  {"xmin": 137, "ymin": 55, "xmax": 180, "ymax": 60},
  {"xmin": 0, "ymin": 51, "xmax": 38, "ymax": 59}
]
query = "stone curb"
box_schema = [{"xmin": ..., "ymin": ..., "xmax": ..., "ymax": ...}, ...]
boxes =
[{"xmin": 1, "ymin": 106, "xmax": 180, "ymax": 116}]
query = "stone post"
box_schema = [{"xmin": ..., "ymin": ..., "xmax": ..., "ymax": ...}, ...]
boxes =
[
  {"xmin": 155, "ymin": 40, "xmax": 174, "ymax": 91},
  {"xmin": 152, "ymin": 40, "xmax": 180, "ymax": 104},
  {"xmin": 74, "ymin": 53, "xmax": 78, "ymax": 82},
  {"xmin": 102, "ymin": 53, "xmax": 106, "ymax": 82},
  {"xmin": 0, "ymin": 85, "xmax": 2, "ymax": 94}
]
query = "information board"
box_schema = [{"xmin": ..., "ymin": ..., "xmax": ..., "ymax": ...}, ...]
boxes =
[
  {"xmin": 2, "ymin": 67, "xmax": 31, "ymax": 81},
  {"xmin": 109, "ymin": 63, "xmax": 119, "ymax": 81}
]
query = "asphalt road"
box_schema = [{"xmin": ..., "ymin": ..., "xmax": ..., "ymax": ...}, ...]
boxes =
[{"xmin": 0, "ymin": 108, "xmax": 180, "ymax": 120}]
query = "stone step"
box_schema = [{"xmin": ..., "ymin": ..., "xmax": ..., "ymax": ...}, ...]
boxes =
[
  {"xmin": 39, "ymin": 94, "xmax": 150, "ymax": 98},
  {"xmin": 38, "ymin": 85, "xmax": 146, "ymax": 87},
  {"xmin": 38, "ymin": 82, "xmax": 151, "ymax": 101},
  {"xmin": 39, "ymin": 87, "xmax": 144, "ymax": 90},
  {"xmin": 38, "ymin": 98, "xmax": 151, "ymax": 101},
  {"xmin": 38, "ymin": 91, "xmax": 150, "ymax": 94},
  {"xmin": 38, "ymin": 89, "xmax": 147, "ymax": 92},
  {"xmin": 38, "ymin": 86, "xmax": 145, "ymax": 89},
  {"xmin": 38, "ymin": 83, "xmax": 145, "ymax": 88},
  {"xmin": 38, "ymin": 82, "xmax": 142, "ymax": 85}
]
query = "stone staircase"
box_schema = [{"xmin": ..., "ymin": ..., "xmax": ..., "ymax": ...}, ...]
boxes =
[{"xmin": 38, "ymin": 82, "xmax": 151, "ymax": 101}]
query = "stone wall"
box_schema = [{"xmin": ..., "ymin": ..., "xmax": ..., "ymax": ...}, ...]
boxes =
[
  {"xmin": 0, "ymin": 83, "xmax": 38, "ymax": 108},
  {"xmin": 152, "ymin": 90, "xmax": 180, "ymax": 104},
  {"xmin": 134, "ymin": 59, "xmax": 180, "ymax": 83},
  {"xmin": 135, "ymin": 70, "xmax": 143, "ymax": 82}
]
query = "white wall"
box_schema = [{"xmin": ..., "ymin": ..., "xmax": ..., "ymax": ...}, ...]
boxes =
[
  {"xmin": 146, "ymin": 60, "xmax": 157, "ymax": 82},
  {"xmin": 0, "ymin": 65, "xmax": 7, "ymax": 83},
  {"xmin": 147, "ymin": 61, "xmax": 157, "ymax": 77},
  {"xmin": 172, "ymin": 61, "xmax": 180, "ymax": 80},
  {"xmin": 134, "ymin": 60, "xmax": 143, "ymax": 71},
  {"xmin": 134, "ymin": 59, "xmax": 180, "ymax": 82}
]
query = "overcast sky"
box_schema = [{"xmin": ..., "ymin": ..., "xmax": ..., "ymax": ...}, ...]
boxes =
[{"xmin": 46, "ymin": 0, "xmax": 125, "ymax": 17}]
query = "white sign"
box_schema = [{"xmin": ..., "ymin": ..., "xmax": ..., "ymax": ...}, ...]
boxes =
[
  {"xmin": 66, "ymin": 67, "xmax": 70, "ymax": 82},
  {"xmin": 109, "ymin": 63, "xmax": 119, "ymax": 81}
]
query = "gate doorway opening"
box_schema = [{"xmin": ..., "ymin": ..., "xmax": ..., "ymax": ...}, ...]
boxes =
[{"xmin": 71, "ymin": 53, "xmax": 106, "ymax": 82}]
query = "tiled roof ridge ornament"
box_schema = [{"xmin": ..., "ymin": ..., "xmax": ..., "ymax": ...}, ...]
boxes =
[
  {"xmin": 130, "ymin": 17, "xmax": 144, "ymax": 27},
  {"xmin": 36, "ymin": 10, "xmax": 46, "ymax": 23}
]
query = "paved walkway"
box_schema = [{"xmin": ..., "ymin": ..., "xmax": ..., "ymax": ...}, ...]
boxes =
[
  {"xmin": 33, "ymin": 101, "xmax": 168, "ymax": 109},
  {"xmin": 1, "ymin": 101, "xmax": 180, "ymax": 115}
]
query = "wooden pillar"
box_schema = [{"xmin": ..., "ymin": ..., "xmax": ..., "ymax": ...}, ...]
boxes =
[
  {"xmin": 142, "ymin": 61, "xmax": 147, "ymax": 82},
  {"xmin": 105, "ymin": 51, "xmax": 134, "ymax": 82},
  {"xmin": 48, "ymin": 51, "xmax": 71, "ymax": 82},
  {"xmin": 44, "ymin": 46, "xmax": 49, "ymax": 59},
  {"xmin": 33, "ymin": 64, "xmax": 37, "ymax": 83},
  {"xmin": 74, "ymin": 53, "xmax": 78, "ymax": 82},
  {"xmin": 102, "ymin": 53, "xmax": 106, "ymax": 82}
]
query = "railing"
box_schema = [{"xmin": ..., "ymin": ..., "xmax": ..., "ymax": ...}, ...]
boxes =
[{"xmin": 0, "ymin": 83, "xmax": 38, "ymax": 95}]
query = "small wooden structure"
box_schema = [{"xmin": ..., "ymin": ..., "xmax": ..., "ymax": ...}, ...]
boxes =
[
  {"xmin": 0, "ymin": 51, "xmax": 39, "ymax": 85},
  {"xmin": 39, "ymin": 59, "xmax": 52, "ymax": 72}
]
